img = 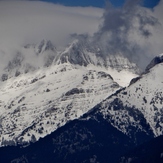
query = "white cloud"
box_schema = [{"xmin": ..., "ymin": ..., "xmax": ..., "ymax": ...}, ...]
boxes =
[
  {"xmin": 135, "ymin": 1, "xmax": 163, "ymax": 66},
  {"xmin": 0, "ymin": 0, "xmax": 163, "ymax": 71},
  {"xmin": 0, "ymin": 1, "xmax": 103, "ymax": 49},
  {"xmin": 0, "ymin": 1, "xmax": 103, "ymax": 73}
]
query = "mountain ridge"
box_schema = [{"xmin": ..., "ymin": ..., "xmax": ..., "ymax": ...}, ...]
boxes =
[
  {"xmin": 1, "ymin": 38, "xmax": 140, "ymax": 82},
  {"xmin": 0, "ymin": 38, "xmax": 163, "ymax": 162}
]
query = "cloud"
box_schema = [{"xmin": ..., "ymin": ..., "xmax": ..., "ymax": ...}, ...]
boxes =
[
  {"xmin": 0, "ymin": 1, "xmax": 103, "ymax": 48},
  {"xmin": 92, "ymin": 0, "xmax": 163, "ymax": 69},
  {"xmin": 0, "ymin": 0, "xmax": 163, "ymax": 71},
  {"xmin": 0, "ymin": 0, "xmax": 103, "ymax": 72}
]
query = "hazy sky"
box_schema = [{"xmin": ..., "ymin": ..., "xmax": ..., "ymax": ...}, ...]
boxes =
[
  {"xmin": 0, "ymin": 0, "xmax": 163, "ymax": 70},
  {"xmin": 0, "ymin": 1, "xmax": 103, "ymax": 49}
]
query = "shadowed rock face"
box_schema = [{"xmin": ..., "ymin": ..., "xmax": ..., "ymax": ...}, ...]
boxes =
[
  {"xmin": 145, "ymin": 54, "xmax": 163, "ymax": 72},
  {"xmin": 36, "ymin": 40, "xmax": 56, "ymax": 54},
  {"xmin": 24, "ymin": 39, "xmax": 57, "ymax": 55},
  {"xmin": 7, "ymin": 52, "xmax": 24, "ymax": 70},
  {"xmin": 57, "ymin": 39, "xmax": 140, "ymax": 74}
]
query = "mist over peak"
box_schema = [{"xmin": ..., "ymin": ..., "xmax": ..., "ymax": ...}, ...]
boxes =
[
  {"xmin": 67, "ymin": 0, "xmax": 163, "ymax": 71},
  {"xmin": 0, "ymin": 0, "xmax": 163, "ymax": 73},
  {"xmin": 0, "ymin": 40, "xmax": 59, "ymax": 81},
  {"xmin": 24, "ymin": 39, "xmax": 57, "ymax": 55},
  {"xmin": 91, "ymin": 0, "xmax": 162, "ymax": 70}
]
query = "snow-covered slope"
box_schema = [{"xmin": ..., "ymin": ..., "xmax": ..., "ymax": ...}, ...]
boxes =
[
  {"xmin": 0, "ymin": 62, "xmax": 122, "ymax": 146},
  {"xmin": 0, "ymin": 38, "xmax": 140, "ymax": 146},
  {"xmin": 93, "ymin": 61, "xmax": 163, "ymax": 137}
]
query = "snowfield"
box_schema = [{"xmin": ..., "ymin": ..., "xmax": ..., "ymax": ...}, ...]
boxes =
[
  {"xmin": 0, "ymin": 39, "xmax": 139, "ymax": 146},
  {"xmin": 0, "ymin": 62, "xmax": 138, "ymax": 146}
]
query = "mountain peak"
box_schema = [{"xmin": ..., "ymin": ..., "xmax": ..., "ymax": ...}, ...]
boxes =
[
  {"xmin": 56, "ymin": 38, "xmax": 140, "ymax": 75},
  {"xmin": 36, "ymin": 39, "xmax": 56, "ymax": 54},
  {"xmin": 145, "ymin": 53, "xmax": 163, "ymax": 72},
  {"xmin": 24, "ymin": 39, "xmax": 57, "ymax": 54}
]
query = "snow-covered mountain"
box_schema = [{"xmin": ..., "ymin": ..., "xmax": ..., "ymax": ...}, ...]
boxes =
[
  {"xmin": 55, "ymin": 38, "xmax": 139, "ymax": 73},
  {"xmin": 0, "ymin": 39, "xmax": 139, "ymax": 146},
  {"xmin": 88, "ymin": 53, "xmax": 163, "ymax": 138},
  {"xmin": 0, "ymin": 38, "xmax": 163, "ymax": 162},
  {"xmin": 1, "ymin": 38, "xmax": 139, "ymax": 83},
  {"xmin": 1, "ymin": 53, "xmax": 163, "ymax": 162},
  {"xmin": 1, "ymin": 40, "xmax": 57, "ymax": 81}
]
